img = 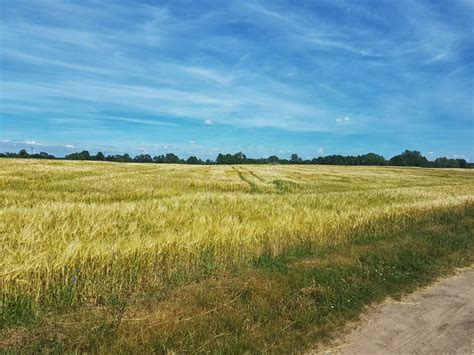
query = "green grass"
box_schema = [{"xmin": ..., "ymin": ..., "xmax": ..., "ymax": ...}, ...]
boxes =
[{"xmin": 1, "ymin": 204, "xmax": 472, "ymax": 353}]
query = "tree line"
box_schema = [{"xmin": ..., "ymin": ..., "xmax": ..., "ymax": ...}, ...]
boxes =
[{"xmin": 0, "ymin": 149, "xmax": 471, "ymax": 168}]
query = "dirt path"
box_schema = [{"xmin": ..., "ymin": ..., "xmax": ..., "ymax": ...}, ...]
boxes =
[{"xmin": 317, "ymin": 268, "xmax": 474, "ymax": 354}]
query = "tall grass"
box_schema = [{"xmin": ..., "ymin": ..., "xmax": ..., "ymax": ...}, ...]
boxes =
[{"xmin": 1, "ymin": 159, "xmax": 473, "ymax": 314}]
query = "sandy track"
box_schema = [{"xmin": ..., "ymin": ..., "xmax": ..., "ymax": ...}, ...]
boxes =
[{"xmin": 317, "ymin": 268, "xmax": 474, "ymax": 354}]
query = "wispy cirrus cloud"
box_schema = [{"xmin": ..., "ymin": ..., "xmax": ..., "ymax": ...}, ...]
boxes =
[
  {"xmin": 184, "ymin": 66, "xmax": 234, "ymax": 85},
  {"xmin": 0, "ymin": 0, "xmax": 472, "ymax": 159}
]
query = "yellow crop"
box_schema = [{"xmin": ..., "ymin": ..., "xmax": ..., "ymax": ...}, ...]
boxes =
[{"xmin": 1, "ymin": 159, "xmax": 473, "ymax": 300}]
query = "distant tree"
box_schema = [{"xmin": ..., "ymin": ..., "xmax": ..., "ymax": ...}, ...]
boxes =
[
  {"xmin": 433, "ymin": 157, "xmax": 453, "ymax": 168},
  {"xmin": 233, "ymin": 152, "xmax": 247, "ymax": 164},
  {"xmin": 359, "ymin": 153, "xmax": 386, "ymax": 166},
  {"xmin": 267, "ymin": 155, "xmax": 280, "ymax": 163},
  {"xmin": 153, "ymin": 155, "xmax": 165, "ymax": 163},
  {"xmin": 216, "ymin": 153, "xmax": 224, "ymax": 164},
  {"xmin": 456, "ymin": 159, "xmax": 468, "ymax": 169},
  {"xmin": 34, "ymin": 152, "xmax": 55, "ymax": 159},
  {"xmin": 315, "ymin": 155, "xmax": 345, "ymax": 165},
  {"xmin": 134, "ymin": 154, "xmax": 153, "ymax": 163},
  {"xmin": 65, "ymin": 150, "xmax": 90, "ymax": 160},
  {"xmin": 106, "ymin": 153, "xmax": 132, "ymax": 162},
  {"xmin": 223, "ymin": 154, "xmax": 233, "ymax": 164},
  {"xmin": 216, "ymin": 153, "xmax": 235, "ymax": 164},
  {"xmin": 164, "ymin": 153, "xmax": 180, "ymax": 164},
  {"xmin": 433, "ymin": 157, "xmax": 467, "ymax": 168},
  {"xmin": 95, "ymin": 151, "xmax": 105, "ymax": 161},
  {"xmin": 290, "ymin": 153, "xmax": 302, "ymax": 163},
  {"xmin": 389, "ymin": 150, "xmax": 429, "ymax": 167},
  {"xmin": 186, "ymin": 156, "xmax": 200, "ymax": 164},
  {"xmin": 81, "ymin": 151, "xmax": 91, "ymax": 160},
  {"xmin": 3, "ymin": 147, "xmax": 469, "ymax": 168},
  {"xmin": 121, "ymin": 153, "xmax": 132, "ymax": 162}
]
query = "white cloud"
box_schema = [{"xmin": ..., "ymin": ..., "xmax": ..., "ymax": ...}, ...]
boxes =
[
  {"xmin": 1, "ymin": 0, "xmax": 471, "ymax": 143},
  {"xmin": 189, "ymin": 140, "xmax": 196, "ymax": 144},
  {"xmin": 25, "ymin": 140, "xmax": 41, "ymax": 145},
  {"xmin": 184, "ymin": 66, "xmax": 233, "ymax": 85},
  {"xmin": 426, "ymin": 53, "xmax": 448, "ymax": 64},
  {"xmin": 105, "ymin": 116, "xmax": 177, "ymax": 127},
  {"xmin": 336, "ymin": 116, "xmax": 350, "ymax": 123},
  {"xmin": 3, "ymin": 48, "xmax": 113, "ymax": 75},
  {"xmin": 65, "ymin": 144, "xmax": 76, "ymax": 148}
]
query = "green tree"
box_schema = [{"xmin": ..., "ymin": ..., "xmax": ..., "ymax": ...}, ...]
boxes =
[
  {"xmin": 134, "ymin": 154, "xmax": 153, "ymax": 163},
  {"xmin": 164, "ymin": 153, "xmax": 180, "ymax": 164},
  {"xmin": 186, "ymin": 156, "xmax": 200, "ymax": 164},
  {"xmin": 267, "ymin": 155, "xmax": 280, "ymax": 163},
  {"xmin": 290, "ymin": 153, "xmax": 302, "ymax": 163},
  {"xmin": 95, "ymin": 152, "xmax": 105, "ymax": 161},
  {"xmin": 153, "ymin": 155, "xmax": 165, "ymax": 163},
  {"xmin": 233, "ymin": 152, "xmax": 247, "ymax": 164},
  {"xmin": 359, "ymin": 153, "xmax": 386, "ymax": 165},
  {"xmin": 65, "ymin": 150, "xmax": 90, "ymax": 160},
  {"xmin": 18, "ymin": 149, "xmax": 29, "ymax": 158},
  {"xmin": 389, "ymin": 150, "xmax": 429, "ymax": 167}
]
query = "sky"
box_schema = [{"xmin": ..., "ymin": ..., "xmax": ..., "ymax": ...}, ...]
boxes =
[{"xmin": 0, "ymin": 0, "xmax": 473, "ymax": 160}]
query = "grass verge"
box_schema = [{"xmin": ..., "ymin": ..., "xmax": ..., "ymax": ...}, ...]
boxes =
[{"xmin": 1, "ymin": 205, "xmax": 473, "ymax": 353}]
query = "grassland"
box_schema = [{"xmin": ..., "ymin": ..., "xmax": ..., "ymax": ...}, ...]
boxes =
[{"xmin": 1, "ymin": 158, "xmax": 473, "ymax": 352}]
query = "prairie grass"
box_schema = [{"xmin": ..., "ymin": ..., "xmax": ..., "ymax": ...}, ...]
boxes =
[{"xmin": 0, "ymin": 159, "xmax": 473, "ymax": 351}]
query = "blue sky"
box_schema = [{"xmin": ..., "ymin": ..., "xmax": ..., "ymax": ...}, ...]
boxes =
[{"xmin": 0, "ymin": 0, "xmax": 473, "ymax": 160}]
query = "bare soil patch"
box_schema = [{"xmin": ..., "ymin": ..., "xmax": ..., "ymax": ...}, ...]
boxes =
[{"xmin": 316, "ymin": 268, "xmax": 474, "ymax": 354}]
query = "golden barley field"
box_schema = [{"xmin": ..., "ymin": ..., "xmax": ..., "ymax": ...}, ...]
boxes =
[{"xmin": 1, "ymin": 158, "xmax": 474, "ymax": 303}]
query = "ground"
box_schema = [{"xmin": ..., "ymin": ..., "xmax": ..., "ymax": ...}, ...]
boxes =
[{"xmin": 317, "ymin": 268, "xmax": 474, "ymax": 354}]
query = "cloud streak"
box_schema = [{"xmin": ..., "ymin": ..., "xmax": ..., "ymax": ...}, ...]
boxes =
[{"xmin": 0, "ymin": 0, "xmax": 472, "ymax": 159}]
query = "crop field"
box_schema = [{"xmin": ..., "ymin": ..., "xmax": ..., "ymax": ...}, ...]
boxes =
[{"xmin": 1, "ymin": 158, "xmax": 473, "ymax": 352}]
